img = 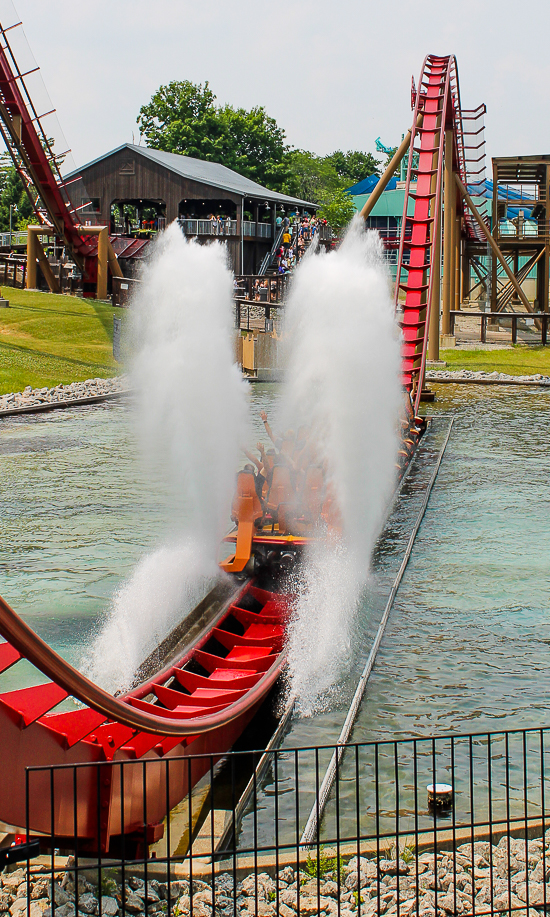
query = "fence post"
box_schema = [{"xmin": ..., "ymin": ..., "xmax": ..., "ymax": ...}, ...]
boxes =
[
  {"xmin": 512, "ymin": 315, "xmax": 517, "ymax": 345},
  {"xmin": 481, "ymin": 314, "xmax": 487, "ymax": 343},
  {"xmin": 543, "ymin": 315, "xmax": 548, "ymax": 346}
]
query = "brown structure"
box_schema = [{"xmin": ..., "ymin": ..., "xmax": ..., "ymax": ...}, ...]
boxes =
[
  {"xmin": 491, "ymin": 155, "xmax": 550, "ymax": 314},
  {"xmin": 64, "ymin": 144, "xmax": 315, "ymax": 275}
]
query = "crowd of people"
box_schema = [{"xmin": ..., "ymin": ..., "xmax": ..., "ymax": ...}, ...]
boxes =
[
  {"xmin": 235, "ymin": 394, "xmax": 426, "ymax": 530},
  {"xmin": 240, "ymin": 412, "xmax": 322, "ymax": 529},
  {"xmin": 275, "ymin": 213, "xmax": 327, "ymax": 273}
]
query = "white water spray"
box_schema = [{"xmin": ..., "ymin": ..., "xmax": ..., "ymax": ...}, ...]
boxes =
[
  {"xmin": 85, "ymin": 224, "xmax": 248, "ymax": 693},
  {"xmin": 283, "ymin": 217, "xmax": 402, "ymax": 714}
]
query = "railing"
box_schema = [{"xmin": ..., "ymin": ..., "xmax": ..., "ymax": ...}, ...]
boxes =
[
  {"xmin": 234, "ymin": 273, "xmax": 290, "ymax": 304},
  {"xmin": 111, "ymin": 274, "xmax": 289, "ymax": 310},
  {"xmin": 259, "ymin": 227, "xmax": 285, "ymax": 275},
  {"xmin": 497, "ymin": 220, "xmax": 548, "ymax": 239},
  {"xmin": 0, "ymin": 256, "xmax": 26, "ymax": 288},
  {"xmin": 0, "ymin": 230, "xmax": 28, "ymax": 248},
  {"xmin": 450, "ymin": 309, "xmax": 549, "ymax": 344},
  {"xmin": 257, "ymin": 222, "xmax": 272, "ymax": 238},
  {"xmin": 179, "ymin": 218, "xmax": 239, "ymax": 237},
  {"xmin": 22, "ymin": 724, "xmax": 550, "ymax": 917},
  {"xmin": 179, "ymin": 219, "xmax": 272, "ymax": 239}
]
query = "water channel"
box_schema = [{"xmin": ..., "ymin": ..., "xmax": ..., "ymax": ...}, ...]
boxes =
[{"xmin": 1, "ymin": 383, "xmax": 550, "ymax": 846}]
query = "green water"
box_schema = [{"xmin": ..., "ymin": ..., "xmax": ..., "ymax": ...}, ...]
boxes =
[
  {"xmin": 1, "ymin": 385, "xmax": 549, "ymax": 729},
  {"xmin": 0, "ymin": 389, "xmax": 280, "ymax": 689}
]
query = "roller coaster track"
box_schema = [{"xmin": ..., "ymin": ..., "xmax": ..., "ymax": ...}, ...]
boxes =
[
  {"xmin": 397, "ymin": 55, "xmax": 483, "ymax": 414},
  {"xmin": 0, "ymin": 15, "xmax": 106, "ymax": 282}
]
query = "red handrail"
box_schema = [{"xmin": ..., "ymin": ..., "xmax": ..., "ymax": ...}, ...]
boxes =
[{"xmin": 0, "ymin": 593, "xmax": 286, "ymax": 737}]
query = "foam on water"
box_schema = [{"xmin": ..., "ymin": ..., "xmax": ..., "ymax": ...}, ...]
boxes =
[
  {"xmin": 282, "ymin": 217, "xmax": 402, "ymax": 714},
  {"xmin": 85, "ymin": 224, "xmax": 248, "ymax": 692}
]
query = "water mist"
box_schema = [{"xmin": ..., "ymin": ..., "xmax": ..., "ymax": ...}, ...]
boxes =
[
  {"xmin": 85, "ymin": 224, "xmax": 248, "ymax": 693},
  {"xmin": 282, "ymin": 217, "xmax": 402, "ymax": 714}
]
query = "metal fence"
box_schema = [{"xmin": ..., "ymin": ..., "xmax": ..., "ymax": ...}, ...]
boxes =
[
  {"xmin": 450, "ymin": 309, "xmax": 550, "ymax": 344},
  {"xmin": 16, "ymin": 725, "xmax": 550, "ymax": 917},
  {"xmin": 178, "ymin": 220, "xmax": 272, "ymax": 239}
]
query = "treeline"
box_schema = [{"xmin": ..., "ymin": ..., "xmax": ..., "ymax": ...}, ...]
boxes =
[
  {"xmin": 0, "ymin": 153, "xmax": 34, "ymax": 234},
  {"xmin": 137, "ymin": 81, "xmax": 385, "ymax": 227}
]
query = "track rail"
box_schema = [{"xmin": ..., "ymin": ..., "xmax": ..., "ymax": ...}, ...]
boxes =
[
  {"xmin": 0, "ymin": 591, "xmax": 286, "ymax": 736},
  {"xmin": 396, "ymin": 55, "xmax": 476, "ymax": 415},
  {"xmin": 300, "ymin": 418, "xmax": 454, "ymax": 845}
]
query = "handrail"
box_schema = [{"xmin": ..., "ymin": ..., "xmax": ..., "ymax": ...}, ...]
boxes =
[
  {"xmin": 259, "ymin": 226, "xmax": 284, "ymax": 275},
  {"xmin": 0, "ymin": 592, "xmax": 286, "ymax": 736}
]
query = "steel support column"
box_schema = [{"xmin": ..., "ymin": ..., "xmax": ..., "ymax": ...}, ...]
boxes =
[
  {"xmin": 454, "ymin": 215, "xmax": 461, "ymax": 311},
  {"xmin": 428, "ymin": 213, "xmax": 441, "ymax": 360},
  {"xmin": 442, "ymin": 130, "xmax": 455, "ymax": 335}
]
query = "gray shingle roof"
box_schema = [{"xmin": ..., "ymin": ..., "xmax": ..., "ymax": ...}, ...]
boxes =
[{"xmin": 66, "ymin": 143, "xmax": 316, "ymax": 208}]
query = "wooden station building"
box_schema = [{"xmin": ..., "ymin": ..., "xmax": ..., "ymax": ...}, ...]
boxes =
[{"xmin": 64, "ymin": 144, "xmax": 315, "ymax": 274}]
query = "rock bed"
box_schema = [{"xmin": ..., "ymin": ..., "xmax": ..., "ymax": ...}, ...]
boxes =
[
  {"xmin": 0, "ymin": 378, "xmax": 127, "ymax": 412},
  {"xmin": 426, "ymin": 370, "xmax": 550, "ymax": 386},
  {"xmin": 6, "ymin": 835, "xmax": 550, "ymax": 917}
]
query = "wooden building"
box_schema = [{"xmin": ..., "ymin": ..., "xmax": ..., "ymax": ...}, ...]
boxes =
[{"xmin": 64, "ymin": 144, "xmax": 315, "ymax": 274}]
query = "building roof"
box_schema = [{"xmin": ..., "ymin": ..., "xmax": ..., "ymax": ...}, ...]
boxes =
[
  {"xmin": 346, "ymin": 174, "xmax": 397, "ymax": 195},
  {"xmin": 65, "ymin": 143, "xmax": 316, "ymax": 209}
]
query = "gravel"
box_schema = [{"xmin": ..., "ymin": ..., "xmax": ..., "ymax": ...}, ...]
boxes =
[
  {"xmin": 9, "ymin": 832, "xmax": 550, "ymax": 917},
  {"xmin": 0, "ymin": 377, "xmax": 127, "ymax": 413}
]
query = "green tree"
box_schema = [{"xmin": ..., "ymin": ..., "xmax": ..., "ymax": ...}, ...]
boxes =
[
  {"xmin": 215, "ymin": 105, "xmax": 289, "ymax": 189},
  {"xmin": 282, "ymin": 150, "xmax": 342, "ymax": 203},
  {"xmin": 0, "ymin": 153, "xmax": 34, "ymax": 232},
  {"xmin": 323, "ymin": 150, "xmax": 381, "ymax": 186},
  {"xmin": 137, "ymin": 80, "xmax": 384, "ymax": 201},
  {"xmin": 137, "ymin": 80, "xmax": 290, "ymax": 190},
  {"xmin": 137, "ymin": 81, "xmax": 223, "ymax": 160},
  {"xmin": 316, "ymin": 189, "xmax": 355, "ymax": 231}
]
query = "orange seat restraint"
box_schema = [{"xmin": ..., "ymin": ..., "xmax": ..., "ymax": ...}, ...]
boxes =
[
  {"xmin": 301, "ymin": 465, "xmax": 324, "ymax": 522},
  {"xmin": 267, "ymin": 465, "xmax": 294, "ymax": 514},
  {"xmin": 321, "ymin": 482, "xmax": 342, "ymax": 535},
  {"xmin": 220, "ymin": 471, "xmax": 263, "ymax": 573}
]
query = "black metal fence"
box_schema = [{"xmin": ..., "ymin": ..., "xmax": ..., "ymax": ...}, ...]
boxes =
[{"xmin": 14, "ymin": 725, "xmax": 550, "ymax": 917}]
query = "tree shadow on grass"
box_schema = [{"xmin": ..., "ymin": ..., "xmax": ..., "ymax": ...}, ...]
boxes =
[{"xmin": 0, "ymin": 339, "xmax": 116, "ymax": 371}]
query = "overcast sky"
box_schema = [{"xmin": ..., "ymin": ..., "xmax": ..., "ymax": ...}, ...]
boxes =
[{"xmin": 11, "ymin": 0, "xmax": 550, "ymax": 174}]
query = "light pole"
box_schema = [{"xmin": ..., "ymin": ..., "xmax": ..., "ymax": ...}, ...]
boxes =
[{"xmin": 9, "ymin": 203, "xmax": 17, "ymax": 248}]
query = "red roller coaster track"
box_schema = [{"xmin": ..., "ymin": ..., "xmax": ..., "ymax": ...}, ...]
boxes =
[
  {"xmin": 395, "ymin": 54, "xmax": 486, "ymax": 413},
  {"xmin": 0, "ymin": 16, "xmax": 109, "ymax": 290}
]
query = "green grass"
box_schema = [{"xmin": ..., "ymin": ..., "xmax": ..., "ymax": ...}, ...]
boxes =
[
  {"xmin": 439, "ymin": 346, "xmax": 550, "ymax": 376},
  {"xmin": 0, "ymin": 287, "xmax": 123, "ymax": 395}
]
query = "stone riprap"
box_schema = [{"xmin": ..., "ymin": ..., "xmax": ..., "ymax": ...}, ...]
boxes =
[
  {"xmin": 0, "ymin": 377, "xmax": 127, "ymax": 413},
  {"xmin": 7, "ymin": 835, "xmax": 550, "ymax": 917},
  {"xmin": 426, "ymin": 370, "xmax": 550, "ymax": 386}
]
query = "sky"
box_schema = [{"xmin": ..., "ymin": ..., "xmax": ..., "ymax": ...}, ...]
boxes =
[{"xmin": 8, "ymin": 0, "xmax": 550, "ymax": 174}]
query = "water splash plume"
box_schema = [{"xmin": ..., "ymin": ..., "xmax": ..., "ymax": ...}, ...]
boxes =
[
  {"xmin": 282, "ymin": 217, "xmax": 402, "ymax": 714},
  {"xmin": 85, "ymin": 224, "xmax": 248, "ymax": 692}
]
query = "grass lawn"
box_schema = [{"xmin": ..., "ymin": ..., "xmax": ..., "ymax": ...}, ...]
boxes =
[
  {"xmin": 0, "ymin": 288, "xmax": 123, "ymax": 395},
  {"xmin": 439, "ymin": 346, "xmax": 550, "ymax": 376}
]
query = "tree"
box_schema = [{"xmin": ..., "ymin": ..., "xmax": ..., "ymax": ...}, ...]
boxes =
[
  {"xmin": 137, "ymin": 79, "xmax": 384, "ymax": 200},
  {"xmin": 137, "ymin": 81, "xmax": 224, "ymax": 161},
  {"xmin": 316, "ymin": 189, "xmax": 355, "ymax": 231},
  {"xmin": 282, "ymin": 150, "xmax": 342, "ymax": 203},
  {"xmin": 137, "ymin": 80, "xmax": 290, "ymax": 190},
  {"xmin": 0, "ymin": 153, "xmax": 34, "ymax": 232},
  {"xmin": 323, "ymin": 150, "xmax": 381, "ymax": 186}
]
